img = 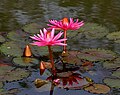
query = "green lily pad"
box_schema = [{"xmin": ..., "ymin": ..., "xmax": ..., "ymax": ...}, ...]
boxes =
[
  {"xmin": 0, "ymin": 65, "xmax": 30, "ymax": 82},
  {"xmin": 0, "ymin": 82, "xmax": 3, "ymax": 89},
  {"xmin": 77, "ymin": 48, "xmax": 116, "ymax": 62},
  {"xmin": 0, "ymin": 35, "xmax": 5, "ymax": 43},
  {"xmin": 104, "ymin": 78, "xmax": 120, "ymax": 88},
  {"xmin": 13, "ymin": 57, "xmax": 39, "ymax": 67},
  {"xmin": 112, "ymin": 69, "xmax": 120, "ymax": 78},
  {"xmin": 22, "ymin": 23, "xmax": 41, "ymax": 34},
  {"xmin": 107, "ymin": 31, "xmax": 120, "ymax": 40},
  {"xmin": 0, "ymin": 41, "xmax": 23, "ymax": 57},
  {"xmin": 103, "ymin": 57, "xmax": 120, "ymax": 69},
  {"xmin": 7, "ymin": 30, "xmax": 29, "ymax": 42},
  {"xmin": 30, "ymin": 45, "xmax": 49, "ymax": 56},
  {"xmin": 79, "ymin": 23, "xmax": 109, "ymax": 39}
]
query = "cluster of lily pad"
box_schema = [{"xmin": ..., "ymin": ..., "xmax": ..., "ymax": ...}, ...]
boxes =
[{"xmin": 0, "ymin": 17, "xmax": 120, "ymax": 94}]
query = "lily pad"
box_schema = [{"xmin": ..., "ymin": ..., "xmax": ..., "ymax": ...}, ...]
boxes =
[
  {"xmin": 30, "ymin": 45, "xmax": 49, "ymax": 56},
  {"xmin": 0, "ymin": 82, "xmax": 3, "ymax": 89},
  {"xmin": 104, "ymin": 78, "xmax": 120, "ymax": 88},
  {"xmin": 0, "ymin": 41, "xmax": 23, "ymax": 57},
  {"xmin": 0, "ymin": 35, "xmax": 5, "ymax": 43},
  {"xmin": 103, "ymin": 57, "xmax": 120, "ymax": 69},
  {"xmin": 77, "ymin": 48, "xmax": 116, "ymax": 61},
  {"xmin": 62, "ymin": 51, "xmax": 83, "ymax": 65},
  {"xmin": 79, "ymin": 23, "xmax": 109, "ymax": 39},
  {"xmin": 112, "ymin": 69, "xmax": 120, "ymax": 78},
  {"xmin": 22, "ymin": 23, "xmax": 41, "ymax": 34},
  {"xmin": 84, "ymin": 84, "xmax": 110, "ymax": 94},
  {"xmin": 0, "ymin": 65, "xmax": 30, "ymax": 82},
  {"xmin": 107, "ymin": 31, "xmax": 120, "ymax": 43},
  {"xmin": 13, "ymin": 57, "xmax": 39, "ymax": 67},
  {"xmin": 7, "ymin": 30, "xmax": 29, "ymax": 42}
]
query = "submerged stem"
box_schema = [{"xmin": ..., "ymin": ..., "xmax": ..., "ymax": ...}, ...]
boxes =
[
  {"xmin": 63, "ymin": 30, "xmax": 67, "ymax": 52},
  {"xmin": 48, "ymin": 45, "xmax": 56, "ymax": 76}
]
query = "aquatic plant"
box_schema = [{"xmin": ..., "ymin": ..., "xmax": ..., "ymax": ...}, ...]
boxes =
[
  {"xmin": 48, "ymin": 17, "xmax": 84, "ymax": 52},
  {"xmin": 30, "ymin": 28, "xmax": 67, "ymax": 76}
]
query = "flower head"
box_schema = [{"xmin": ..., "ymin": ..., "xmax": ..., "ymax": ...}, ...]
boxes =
[
  {"xmin": 30, "ymin": 28, "xmax": 67, "ymax": 46},
  {"xmin": 47, "ymin": 17, "xmax": 84, "ymax": 31}
]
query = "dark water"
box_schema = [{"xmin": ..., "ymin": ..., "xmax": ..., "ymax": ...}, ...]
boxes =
[{"xmin": 0, "ymin": 0, "xmax": 120, "ymax": 32}]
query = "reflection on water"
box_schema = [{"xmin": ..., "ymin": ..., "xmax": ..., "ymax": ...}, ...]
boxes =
[{"xmin": 0, "ymin": 0, "xmax": 120, "ymax": 32}]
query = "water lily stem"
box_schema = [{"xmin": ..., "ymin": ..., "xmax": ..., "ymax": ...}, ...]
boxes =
[
  {"xmin": 63, "ymin": 30, "xmax": 67, "ymax": 52},
  {"xmin": 48, "ymin": 46, "xmax": 56, "ymax": 76}
]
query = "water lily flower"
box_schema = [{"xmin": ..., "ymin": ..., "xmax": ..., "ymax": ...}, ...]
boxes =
[
  {"xmin": 30, "ymin": 28, "xmax": 67, "ymax": 76},
  {"xmin": 48, "ymin": 17, "xmax": 84, "ymax": 52},
  {"xmin": 48, "ymin": 17, "xmax": 84, "ymax": 31},
  {"xmin": 30, "ymin": 28, "xmax": 67, "ymax": 46}
]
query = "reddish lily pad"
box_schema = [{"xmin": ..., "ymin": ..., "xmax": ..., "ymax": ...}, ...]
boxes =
[
  {"xmin": 0, "ymin": 41, "xmax": 23, "ymax": 57},
  {"xmin": 77, "ymin": 49, "xmax": 116, "ymax": 61},
  {"xmin": 62, "ymin": 51, "xmax": 83, "ymax": 65},
  {"xmin": 84, "ymin": 84, "xmax": 110, "ymax": 94},
  {"xmin": 104, "ymin": 78, "xmax": 120, "ymax": 88},
  {"xmin": 0, "ymin": 65, "xmax": 30, "ymax": 82},
  {"xmin": 13, "ymin": 57, "xmax": 39, "ymax": 67}
]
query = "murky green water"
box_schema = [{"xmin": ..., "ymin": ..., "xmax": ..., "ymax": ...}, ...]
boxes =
[{"xmin": 0, "ymin": 0, "xmax": 120, "ymax": 32}]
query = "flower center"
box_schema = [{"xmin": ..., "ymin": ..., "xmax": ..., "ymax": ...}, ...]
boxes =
[{"xmin": 62, "ymin": 17, "xmax": 69, "ymax": 26}]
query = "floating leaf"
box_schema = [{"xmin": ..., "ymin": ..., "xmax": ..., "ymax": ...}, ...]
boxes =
[
  {"xmin": 7, "ymin": 30, "xmax": 29, "ymax": 42},
  {"xmin": 103, "ymin": 57, "xmax": 120, "ymax": 69},
  {"xmin": 22, "ymin": 23, "xmax": 42, "ymax": 34},
  {"xmin": 0, "ymin": 65, "xmax": 30, "ymax": 82},
  {"xmin": 34, "ymin": 78, "xmax": 48, "ymax": 88},
  {"xmin": 84, "ymin": 84, "xmax": 110, "ymax": 94},
  {"xmin": 104, "ymin": 78, "xmax": 120, "ymax": 88},
  {"xmin": 0, "ymin": 82, "xmax": 3, "ymax": 89},
  {"xmin": 13, "ymin": 57, "xmax": 39, "ymax": 67},
  {"xmin": 77, "ymin": 49, "xmax": 116, "ymax": 61},
  {"xmin": 0, "ymin": 41, "xmax": 23, "ymax": 57},
  {"xmin": 62, "ymin": 51, "xmax": 83, "ymax": 65},
  {"xmin": 107, "ymin": 31, "xmax": 120, "ymax": 43},
  {"xmin": 0, "ymin": 35, "xmax": 5, "ymax": 43},
  {"xmin": 30, "ymin": 45, "xmax": 48, "ymax": 57},
  {"xmin": 78, "ymin": 23, "xmax": 109, "ymax": 39},
  {"xmin": 112, "ymin": 69, "xmax": 120, "ymax": 78}
]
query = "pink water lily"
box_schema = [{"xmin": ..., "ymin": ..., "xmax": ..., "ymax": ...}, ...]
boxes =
[
  {"xmin": 47, "ymin": 17, "xmax": 84, "ymax": 52},
  {"xmin": 30, "ymin": 28, "xmax": 67, "ymax": 76},
  {"xmin": 30, "ymin": 28, "xmax": 67, "ymax": 46},
  {"xmin": 47, "ymin": 17, "xmax": 84, "ymax": 31}
]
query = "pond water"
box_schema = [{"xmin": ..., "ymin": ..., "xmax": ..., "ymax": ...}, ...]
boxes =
[
  {"xmin": 0, "ymin": 0, "xmax": 120, "ymax": 32},
  {"xmin": 0, "ymin": 0, "xmax": 120, "ymax": 95}
]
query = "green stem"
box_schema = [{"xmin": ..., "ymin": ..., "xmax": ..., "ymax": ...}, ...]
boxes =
[
  {"xmin": 48, "ymin": 46, "xmax": 56, "ymax": 76},
  {"xmin": 63, "ymin": 30, "xmax": 67, "ymax": 52}
]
